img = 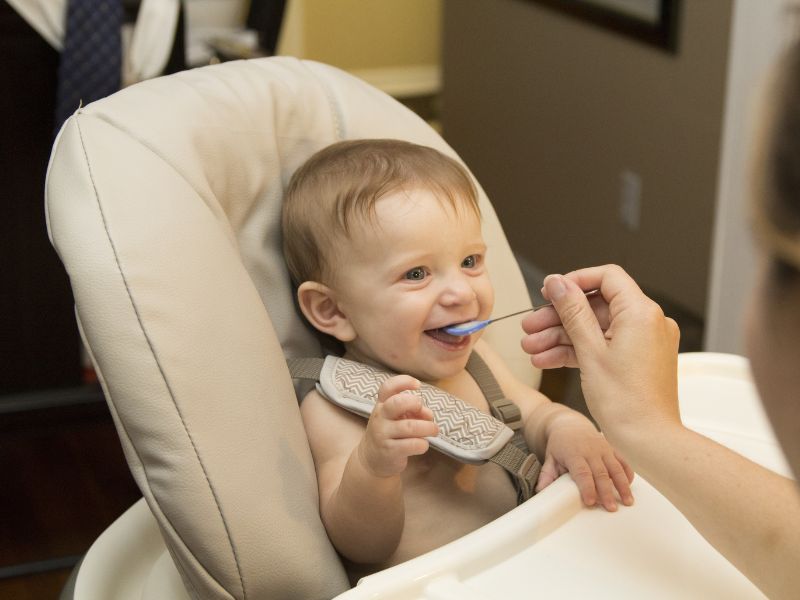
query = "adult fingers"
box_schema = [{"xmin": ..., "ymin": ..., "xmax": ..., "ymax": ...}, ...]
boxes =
[
  {"xmin": 520, "ymin": 324, "xmax": 571, "ymax": 355},
  {"xmin": 528, "ymin": 345, "xmax": 579, "ymax": 370},
  {"xmin": 521, "ymin": 306, "xmax": 561, "ymax": 336},
  {"xmin": 541, "ymin": 275, "xmax": 606, "ymax": 360},
  {"xmin": 521, "ymin": 296, "xmax": 611, "ymax": 336},
  {"xmin": 562, "ymin": 264, "xmax": 644, "ymax": 308}
]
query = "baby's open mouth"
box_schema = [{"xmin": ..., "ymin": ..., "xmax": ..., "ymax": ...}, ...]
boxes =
[{"xmin": 425, "ymin": 327, "xmax": 468, "ymax": 344}]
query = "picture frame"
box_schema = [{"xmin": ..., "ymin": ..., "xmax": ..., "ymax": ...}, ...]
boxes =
[{"xmin": 527, "ymin": 0, "xmax": 682, "ymax": 53}]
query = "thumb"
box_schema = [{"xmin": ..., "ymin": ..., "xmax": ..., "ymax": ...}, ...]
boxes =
[
  {"xmin": 543, "ymin": 275, "xmax": 606, "ymax": 360},
  {"xmin": 535, "ymin": 453, "xmax": 559, "ymax": 492}
]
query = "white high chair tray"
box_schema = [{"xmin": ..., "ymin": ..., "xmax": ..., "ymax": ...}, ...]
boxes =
[
  {"xmin": 73, "ymin": 353, "xmax": 788, "ymax": 599},
  {"xmin": 336, "ymin": 352, "xmax": 789, "ymax": 599}
]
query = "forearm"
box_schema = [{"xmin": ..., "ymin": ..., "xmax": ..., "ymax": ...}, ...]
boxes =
[
  {"xmin": 321, "ymin": 444, "xmax": 405, "ymax": 564},
  {"xmin": 524, "ymin": 400, "xmax": 595, "ymax": 458},
  {"xmin": 619, "ymin": 423, "xmax": 800, "ymax": 600}
]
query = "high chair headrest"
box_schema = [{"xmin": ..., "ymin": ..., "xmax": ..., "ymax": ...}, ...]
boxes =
[{"xmin": 45, "ymin": 56, "xmax": 536, "ymax": 599}]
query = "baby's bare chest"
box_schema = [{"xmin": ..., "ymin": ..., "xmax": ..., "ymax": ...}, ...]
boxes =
[
  {"xmin": 391, "ymin": 452, "xmax": 516, "ymax": 564},
  {"xmin": 433, "ymin": 369, "xmax": 493, "ymax": 412},
  {"xmin": 408, "ymin": 371, "xmax": 514, "ymax": 503}
]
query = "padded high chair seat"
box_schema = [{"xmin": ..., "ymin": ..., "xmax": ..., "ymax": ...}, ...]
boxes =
[{"xmin": 45, "ymin": 57, "xmax": 538, "ymax": 600}]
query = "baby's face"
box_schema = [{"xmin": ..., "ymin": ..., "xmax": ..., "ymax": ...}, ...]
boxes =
[{"xmin": 331, "ymin": 188, "xmax": 494, "ymax": 382}]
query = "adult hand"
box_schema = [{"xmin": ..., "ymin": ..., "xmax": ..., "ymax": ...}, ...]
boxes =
[{"xmin": 520, "ymin": 265, "xmax": 681, "ymax": 448}]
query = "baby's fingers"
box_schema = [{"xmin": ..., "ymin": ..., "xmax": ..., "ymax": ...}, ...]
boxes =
[
  {"xmin": 377, "ymin": 374, "xmax": 420, "ymax": 403},
  {"xmin": 534, "ymin": 454, "xmax": 560, "ymax": 493},
  {"xmin": 386, "ymin": 417, "xmax": 438, "ymax": 440},
  {"xmin": 382, "ymin": 391, "xmax": 426, "ymax": 421},
  {"xmin": 416, "ymin": 404, "xmax": 435, "ymax": 422},
  {"xmin": 607, "ymin": 453, "xmax": 635, "ymax": 507},
  {"xmin": 565, "ymin": 457, "xmax": 598, "ymax": 508},
  {"xmin": 618, "ymin": 451, "xmax": 635, "ymax": 483},
  {"xmin": 588, "ymin": 458, "xmax": 618, "ymax": 512},
  {"xmin": 391, "ymin": 437, "xmax": 431, "ymax": 458}
]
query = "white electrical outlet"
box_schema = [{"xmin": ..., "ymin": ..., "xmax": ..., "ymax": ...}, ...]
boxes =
[{"xmin": 619, "ymin": 169, "xmax": 642, "ymax": 231}]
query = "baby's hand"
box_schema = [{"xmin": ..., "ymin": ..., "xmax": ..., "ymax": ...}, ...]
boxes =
[
  {"xmin": 358, "ymin": 375, "xmax": 439, "ymax": 478},
  {"xmin": 538, "ymin": 415, "xmax": 635, "ymax": 511}
]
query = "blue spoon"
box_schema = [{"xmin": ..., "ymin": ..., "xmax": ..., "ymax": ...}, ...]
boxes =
[{"xmin": 443, "ymin": 289, "xmax": 600, "ymax": 336}]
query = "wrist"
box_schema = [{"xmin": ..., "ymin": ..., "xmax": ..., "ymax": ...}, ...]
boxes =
[
  {"xmin": 545, "ymin": 406, "xmax": 595, "ymax": 434},
  {"xmin": 357, "ymin": 438, "xmax": 401, "ymax": 481},
  {"xmin": 543, "ymin": 406, "xmax": 595, "ymax": 442},
  {"xmin": 528, "ymin": 404, "xmax": 593, "ymax": 457},
  {"xmin": 600, "ymin": 412, "xmax": 686, "ymax": 469}
]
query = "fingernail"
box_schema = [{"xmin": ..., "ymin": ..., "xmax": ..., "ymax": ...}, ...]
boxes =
[{"xmin": 544, "ymin": 275, "xmax": 567, "ymax": 300}]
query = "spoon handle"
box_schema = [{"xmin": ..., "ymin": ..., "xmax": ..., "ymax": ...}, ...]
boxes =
[{"xmin": 488, "ymin": 289, "xmax": 600, "ymax": 325}]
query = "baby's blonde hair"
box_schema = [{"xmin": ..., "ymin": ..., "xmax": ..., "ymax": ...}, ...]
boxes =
[{"xmin": 282, "ymin": 139, "xmax": 481, "ymax": 285}]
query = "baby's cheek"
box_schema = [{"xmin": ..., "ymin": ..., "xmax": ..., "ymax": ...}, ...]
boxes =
[{"xmin": 479, "ymin": 278, "xmax": 495, "ymax": 316}]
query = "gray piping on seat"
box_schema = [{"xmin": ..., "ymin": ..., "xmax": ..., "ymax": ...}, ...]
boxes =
[{"xmin": 74, "ymin": 116, "xmax": 247, "ymax": 600}]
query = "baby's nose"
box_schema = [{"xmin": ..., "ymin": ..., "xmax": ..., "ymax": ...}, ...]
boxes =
[{"xmin": 440, "ymin": 274, "xmax": 477, "ymax": 306}]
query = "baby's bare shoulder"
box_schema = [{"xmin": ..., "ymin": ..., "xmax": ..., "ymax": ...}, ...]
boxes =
[{"xmin": 300, "ymin": 388, "xmax": 366, "ymax": 460}]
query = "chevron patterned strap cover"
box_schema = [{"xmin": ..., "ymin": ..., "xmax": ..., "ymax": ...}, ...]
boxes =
[{"xmin": 317, "ymin": 356, "xmax": 515, "ymax": 464}]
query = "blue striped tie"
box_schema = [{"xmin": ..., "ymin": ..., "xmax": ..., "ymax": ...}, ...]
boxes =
[{"xmin": 55, "ymin": 0, "xmax": 123, "ymax": 135}]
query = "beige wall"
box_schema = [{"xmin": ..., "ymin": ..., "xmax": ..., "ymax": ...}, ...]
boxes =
[
  {"xmin": 442, "ymin": 0, "xmax": 733, "ymax": 316},
  {"xmin": 282, "ymin": 0, "xmax": 442, "ymax": 71}
]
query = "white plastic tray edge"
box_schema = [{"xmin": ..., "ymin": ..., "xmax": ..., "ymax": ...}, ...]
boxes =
[{"xmin": 335, "ymin": 475, "xmax": 584, "ymax": 599}]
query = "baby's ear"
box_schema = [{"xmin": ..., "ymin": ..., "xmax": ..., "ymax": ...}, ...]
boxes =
[{"xmin": 296, "ymin": 281, "xmax": 356, "ymax": 342}]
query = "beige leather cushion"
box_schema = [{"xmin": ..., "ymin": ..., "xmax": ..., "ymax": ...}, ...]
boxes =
[{"xmin": 45, "ymin": 57, "xmax": 536, "ymax": 600}]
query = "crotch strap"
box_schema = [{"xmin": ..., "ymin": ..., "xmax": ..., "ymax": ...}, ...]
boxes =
[{"xmin": 287, "ymin": 354, "xmax": 541, "ymax": 503}]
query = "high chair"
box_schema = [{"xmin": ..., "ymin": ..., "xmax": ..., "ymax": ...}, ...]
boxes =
[{"xmin": 47, "ymin": 57, "xmax": 788, "ymax": 599}]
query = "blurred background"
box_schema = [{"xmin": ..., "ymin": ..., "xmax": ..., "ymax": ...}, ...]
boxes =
[{"xmin": 0, "ymin": 0, "xmax": 794, "ymax": 596}]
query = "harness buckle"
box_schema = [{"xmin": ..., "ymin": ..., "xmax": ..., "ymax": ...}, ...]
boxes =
[
  {"xmin": 492, "ymin": 399, "xmax": 523, "ymax": 430},
  {"xmin": 515, "ymin": 454, "xmax": 541, "ymax": 502}
]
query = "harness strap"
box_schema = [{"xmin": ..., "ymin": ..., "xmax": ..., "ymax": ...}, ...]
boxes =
[
  {"xmin": 465, "ymin": 352, "xmax": 539, "ymax": 500},
  {"xmin": 286, "ymin": 357, "xmax": 325, "ymax": 380},
  {"xmin": 488, "ymin": 442, "xmax": 541, "ymax": 502},
  {"xmin": 466, "ymin": 354, "xmax": 525, "ymax": 427},
  {"xmin": 287, "ymin": 354, "xmax": 541, "ymax": 503}
]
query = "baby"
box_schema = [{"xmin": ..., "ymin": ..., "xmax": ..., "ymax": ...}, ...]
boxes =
[{"xmin": 282, "ymin": 139, "xmax": 633, "ymax": 580}]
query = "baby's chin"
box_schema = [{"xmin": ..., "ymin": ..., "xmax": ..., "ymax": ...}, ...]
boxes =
[
  {"xmin": 394, "ymin": 356, "xmax": 472, "ymax": 385},
  {"xmin": 343, "ymin": 344, "xmax": 473, "ymax": 383}
]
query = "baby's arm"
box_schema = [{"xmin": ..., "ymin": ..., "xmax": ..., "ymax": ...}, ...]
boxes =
[
  {"xmin": 473, "ymin": 340, "xmax": 634, "ymax": 511},
  {"xmin": 300, "ymin": 375, "xmax": 438, "ymax": 564}
]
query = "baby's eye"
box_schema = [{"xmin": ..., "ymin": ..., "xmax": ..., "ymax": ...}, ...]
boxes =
[
  {"xmin": 462, "ymin": 255, "xmax": 479, "ymax": 269},
  {"xmin": 405, "ymin": 267, "xmax": 427, "ymax": 281}
]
